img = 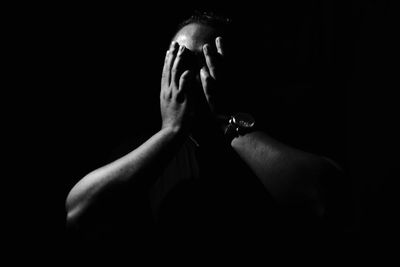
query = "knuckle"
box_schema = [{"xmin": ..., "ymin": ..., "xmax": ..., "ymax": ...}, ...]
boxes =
[
  {"xmin": 170, "ymin": 68, "xmax": 177, "ymax": 78},
  {"xmin": 173, "ymin": 56, "xmax": 181, "ymax": 66},
  {"xmin": 172, "ymin": 66, "xmax": 180, "ymax": 76},
  {"xmin": 172, "ymin": 61, "xmax": 179, "ymax": 71},
  {"xmin": 166, "ymin": 58, "xmax": 174, "ymax": 67}
]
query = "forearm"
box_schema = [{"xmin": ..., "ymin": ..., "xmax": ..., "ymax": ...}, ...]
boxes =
[
  {"xmin": 231, "ymin": 131, "xmax": 320, "ymax": 202},
  {"xmin": 66, "ymin": 127, "xmax": 186, "ymax": 224}
]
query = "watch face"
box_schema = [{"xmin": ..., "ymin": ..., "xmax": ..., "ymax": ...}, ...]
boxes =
[{"xmin": 232, "ymin": 113, "xmax": 255, "ymax": 128}]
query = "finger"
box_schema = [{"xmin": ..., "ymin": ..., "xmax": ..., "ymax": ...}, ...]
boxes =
[
  {"xmin": 216, "ymin": 36, "xmax": 224, "ymax": 56},
  {"xmin": 161, "ymin": 42, "xmax": 178, "ymax": 99},
  {"xmin": 171, "ymin": 45, "xmax": 186, "ymax": 88},
  {"xmin": 200, "ymin": 67, "xmax": 217, "ymax": 112},
  {"xmin": 176, "ymin": 70, "xmax": 191, "ymax": 102},
  {"xmin": 161, "ymin": 50, "xmax": 170, "ymax": 88},
  {"xmin": 203, "ymin": 44, "xmax": 217, "ymax": 79},
  {"xmin": 166, "ymin": 42, "xmax": 179, "ymax": 86},
  {"xmin": 200, "ymin": 66, "xmax": 213, "ymax": 100}
]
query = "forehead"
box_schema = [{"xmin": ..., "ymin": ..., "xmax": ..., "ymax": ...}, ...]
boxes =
[{"xmin": 173, "ymin": 23, "xmax": 218, "ymax": 54}]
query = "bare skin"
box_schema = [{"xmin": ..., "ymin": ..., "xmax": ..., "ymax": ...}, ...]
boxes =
[{"xmin": 66, "ymin": 23, "xmax": 342, "ymax": 231}]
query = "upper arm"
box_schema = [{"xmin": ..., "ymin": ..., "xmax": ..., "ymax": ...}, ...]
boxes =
[
  {"xmin": 234, "ymin": 131, "xmax": 347, "ymax": 227},
  {"xmin": 270, "ymin": 155, "xmax": 347, "ymax": 231}
]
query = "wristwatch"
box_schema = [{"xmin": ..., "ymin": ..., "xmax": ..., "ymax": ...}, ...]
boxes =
[{"xmin": 223, "ymin": 112, "xmax": 256, "ymax": 141}]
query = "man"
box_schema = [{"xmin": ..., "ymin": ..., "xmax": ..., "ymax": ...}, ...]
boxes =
[{"xmin": 65, "ymin": 12, "xmax": 343, "ymax": 244}]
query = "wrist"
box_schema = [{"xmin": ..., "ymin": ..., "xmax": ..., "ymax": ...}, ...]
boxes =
[
  {"xmin": 218, "ymin": 113, "xmax": 256, "ymax": 144},
  {"xmin": 161, "ymin": 124, "xmax": 186, "ymax": 137}
]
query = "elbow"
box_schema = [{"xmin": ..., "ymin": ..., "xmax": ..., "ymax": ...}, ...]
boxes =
[
  {"xmin": 65, "ymin": 190, "xmax": 83, "ymax": 228},
  {"xmin": 65, "ymin": 193, "xmax": 91, "ymax": 230},
  {"xmin": 65, "ymin": 188, "xmax": 75, "ymax": 216},
  {"xmin": 65, "ymin": 182, "xmax": 81, "ymax": 220},
  {"xmin": 65, "ymin": 169, "xmax": 110, "ymax": 228},
  {"xmin": 66, "ymin": 207, "xmax": 79, "ymax": 228},
  {"xmin": 65, "ymin": 173, "xmax": 95, "ymax": 227}
]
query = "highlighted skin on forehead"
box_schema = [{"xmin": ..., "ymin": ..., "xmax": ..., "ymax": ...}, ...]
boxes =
[{"xmin": 173, "ymin": 23, "xmax": 218, "ymax": 54}]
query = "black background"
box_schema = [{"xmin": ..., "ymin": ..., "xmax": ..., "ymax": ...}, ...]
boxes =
[{"xmin": 7, "ymin": 0, "xmax": 397, "ymax": 257}]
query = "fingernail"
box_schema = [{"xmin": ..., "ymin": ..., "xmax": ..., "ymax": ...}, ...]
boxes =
[
  {"xmin": 203, "ymin": 44, "xmax": 208, "ymax": 53},
  {"xmin": 179, "ymin": 45, "xmax": 185, "ymax": 54}
]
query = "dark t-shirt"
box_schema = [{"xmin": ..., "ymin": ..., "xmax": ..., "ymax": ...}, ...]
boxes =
[
  {"xmin": 69, "ymin": 133, "xmax": 279, "ymax": 244},
  {"xmin": 109, "ymin": 133, "xmax": 277, "ymax": 236},
  {"xmin": 154, "ymin": 136, "xmax": 276, "ymax": 234},
  {"xmin": 71, "ymin": 133, "xmax": 337, "ymax": 263},
  {"xmin": 67, "ymin": 132, "xmax": 334, "ymax": 260}
]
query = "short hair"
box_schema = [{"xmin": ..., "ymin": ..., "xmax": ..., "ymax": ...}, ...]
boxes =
[
  {"xmin": 173, "ymin": 10, "xmax": 233, "ymax": 40},
  {"xmin": 178, "ymin": 10, "xmax": 232, "ymax": 30}
]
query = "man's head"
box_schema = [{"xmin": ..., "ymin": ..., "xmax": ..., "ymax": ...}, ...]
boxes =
[
  {"xmin": 169, "ymin": 12, "xmax": 234, "ymax": 115},
  {"xmin": 173, "ymin": 23, "xmax": 215, "ymax": 68},
  {"xmin": 172, "ymin": 12, "xmax": 231, "ymax": 49},
  {"xmin": 171, "ymin": 12, "xmax": 232, "ymax": 75}
]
